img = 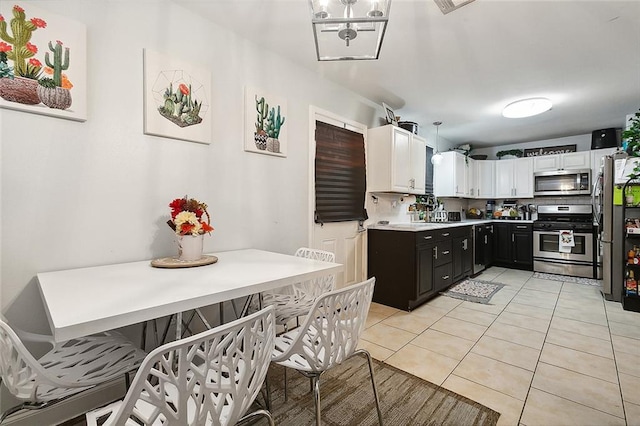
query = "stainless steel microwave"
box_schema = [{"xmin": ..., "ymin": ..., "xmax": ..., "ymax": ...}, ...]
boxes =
[{"xmin": 533, "ymin": 169, "xmax": 591, "ymax": 196}]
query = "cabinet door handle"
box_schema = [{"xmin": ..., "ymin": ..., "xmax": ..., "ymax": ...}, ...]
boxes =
[
  {"xmin": 423, "ymin": 235, "xmax": 433, "ymax": 240},
  {"xmin": 433, "ymin": 247, "xmax": 438, "ymax": 260},
  {"xmin": 442, "ymin": 250, "xmax": 450, "ymax": 255},
  {"xmin": 442, "ymin": 232, "xmax": 450, "ymax": 237},
  {"xmin": 516, "ymin": 225, "xmax": 527, "ymax": 229},
  {"xmin": 512, "ymin": 235, "xmax": 515, "ymax": 242},
  {"xmin": 462, "ymin": 239, "xmax": 467, "ymax": 250},
  {"xmin": 484, "ymin": 235, "xmax": 488, "ymax": 244},
  {"xmin": 442, "ymin": 275, "xmax": 450, "ymax": 280}
]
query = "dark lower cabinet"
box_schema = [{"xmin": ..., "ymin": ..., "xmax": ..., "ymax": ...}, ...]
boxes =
[
  {"xmin": 493, "ymin": 222, "xmax": 533, "ymax": 270},
  {"xmin": 368, "ymin": 226, "xmax": 473, "ymax": 311},
  {"xmin": 452, "ymin": 227, "xmax": 473, "ymax": 282},
  {"xmin": 417, "ymin": 242, "xmax": 435, "ymax": 298}
]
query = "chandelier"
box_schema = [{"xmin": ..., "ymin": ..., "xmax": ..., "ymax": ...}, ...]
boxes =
[{"xmin": 309, "ymin": 0, "xmax": 391, "ymax": 61}]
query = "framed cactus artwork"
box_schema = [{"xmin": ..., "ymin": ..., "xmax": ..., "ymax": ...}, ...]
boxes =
[
  {"xmin": 244, "ymin": 86, "xmax": 287, "ymax": 157},
  {"xmin": 143, "ymin": 49, "xmax": 212, "ymax": 144},
  {"xmin": 0, "ymin": 3, "xmax": 87, "ymax": 121}
]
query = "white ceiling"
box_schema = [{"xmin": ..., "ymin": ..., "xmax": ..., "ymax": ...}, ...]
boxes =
[{"xmin": 174, "ymin": 0, "xmax": 640, "ymax": 148}]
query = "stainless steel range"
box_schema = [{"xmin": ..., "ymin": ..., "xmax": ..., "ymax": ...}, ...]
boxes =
[{"xmin": 533, "ymin": 205, "xmax": 598, "ymax": 278}]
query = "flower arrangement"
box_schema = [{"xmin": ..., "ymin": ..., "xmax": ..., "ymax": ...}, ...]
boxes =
[{"xmin": 167, "ymin": 196, "xmax": 214, "ymax": 236}]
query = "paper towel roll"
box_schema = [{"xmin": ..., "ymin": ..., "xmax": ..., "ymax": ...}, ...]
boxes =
[{"xmin": 400, "ymin": 195, "xmax": 417, "ymax": 204}]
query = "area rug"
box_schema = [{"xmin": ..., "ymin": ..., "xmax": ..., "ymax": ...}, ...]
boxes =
[
  {"xmin": 258, "ymin": 355, "xmax": 500, "ymax": 426},
  {"xmin": 441, "ymin": 279, "xmax": 505, "ymax": 304},
  {"xmin": 532, "ymin": 272, "xmax": 602, "ymax": 287}
]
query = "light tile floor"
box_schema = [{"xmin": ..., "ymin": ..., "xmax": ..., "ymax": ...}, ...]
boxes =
[{"xmin": 358, "ymin": 267, "xmax": 640, "ymax": 426}]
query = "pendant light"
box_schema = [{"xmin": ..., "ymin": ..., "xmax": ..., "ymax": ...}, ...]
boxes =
[{"xmin": 431, "ymin": 121, "xmax": 443, "ymax": 165}]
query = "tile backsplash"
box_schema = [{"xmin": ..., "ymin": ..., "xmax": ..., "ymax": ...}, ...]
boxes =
[{"xmin": 366, "ymin": 193, "xmax": 593, "ymax": 224}]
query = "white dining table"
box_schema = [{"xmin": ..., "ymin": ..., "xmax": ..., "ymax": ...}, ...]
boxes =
[{"xmin": 37, "ymin": 249, "xmax": 342, "ymax": 343}]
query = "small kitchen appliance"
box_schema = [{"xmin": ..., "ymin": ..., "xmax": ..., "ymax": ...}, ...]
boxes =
[
  {"xmin": 447, "ymin": 211, "xmax": 462, "ymax": 222},
  {"xmin": 485, "ymin": 200, "xmax": 495, "ymax": 219}
]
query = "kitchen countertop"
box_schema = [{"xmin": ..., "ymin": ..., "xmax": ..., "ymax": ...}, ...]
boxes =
[{"xmin": 368, "ymin": 219, "xmax": 535, "ymax": 231}]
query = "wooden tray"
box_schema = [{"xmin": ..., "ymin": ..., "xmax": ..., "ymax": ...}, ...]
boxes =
[{"xmin": 150, "ymin": 255, "xmax": 218, "ymax": 269}]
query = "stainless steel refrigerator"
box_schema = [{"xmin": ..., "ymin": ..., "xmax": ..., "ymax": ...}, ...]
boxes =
[{"xmin": 594, "ymin": 153, "xmax": 625, "ymax": 301}]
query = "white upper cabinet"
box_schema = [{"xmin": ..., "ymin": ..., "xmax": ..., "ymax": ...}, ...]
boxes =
[
  {"xmin": 410, "ymin": 135, "xmax": 427, "ymax": 194},
  {"xmin": 466, "ymin": 158, "xmax": 477, "ymax": 197},
  {"xmin": 495, "ymin": 157, "xmax": 534, "ymax": 198},
  {"xmin": 533, "ymin": 151, "xmax": 591, "ymax": 172},
  {"xmin": 434, "ymin": 151, "xmax": 467, "ymax": 197},
  {"xmin": 367, "ymin": 125, "xmax": 426, "ymax": 195},
  {"xmin": 476, "ymin": 160, "xmax": 495, "ymax": 199}
]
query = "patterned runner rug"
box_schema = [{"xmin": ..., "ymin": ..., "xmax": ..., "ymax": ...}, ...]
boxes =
[
  {"xmin": 441, "ymin": 279, "xmax": 505, "ymax": 304},
  {"xmin": 261, "ymin": 355, "xmax": 500, "ymax": 425},
  {"xmin": 532, "ymin": 272, "xmax": 602, "ymax": 287}
]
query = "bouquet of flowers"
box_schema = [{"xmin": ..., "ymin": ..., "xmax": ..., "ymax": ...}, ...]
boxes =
[{"xmin": 167, "ymin": 196, "xmax": 214, "ymax": 236}]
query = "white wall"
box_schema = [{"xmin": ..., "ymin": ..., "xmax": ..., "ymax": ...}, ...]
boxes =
[{"xmin": 0, "ymin": 0, "xmax": 381, "ymax": 417}]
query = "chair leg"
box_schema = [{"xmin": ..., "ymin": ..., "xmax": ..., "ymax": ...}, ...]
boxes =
[
  {"xmin": 283, "ymin": 323, "xmax": 289, "ymax": 403},
  {"xmin": 355, "ymin": 349, "xmax": 384, "ymax": 425},
  {"xmin": 151, "ymin": 318, "xmax": 159, "ymax": 348},
  {"xmin": 311, "ymin": 374, "xmax": 322, "ymax": 426},
  {"xmin": 237, "ymin": 408, "xmax": 275, "ymax": 426},
  {"xmin": 263, "ymin": 368, "xmax": 272, "ymax": 412},
  {"xmin": 160, "ymin": 314, "xmax": 175, "ymax": 344},
  {"xmin": 140, "ymin": 320, "xmax": 148, "ymax": 351}
]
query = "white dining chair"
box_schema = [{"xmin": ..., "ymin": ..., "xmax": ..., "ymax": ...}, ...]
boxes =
[
  {"xmin": 270, "ymin": 277, "xmax": 383, "ymax": 426},
  {"xmin": 85, "ymin": 306, "xmax": 276, "ymax": 426},
  {"xmin": 0, "ymin": 316, "xmax": 146, "ymax": 424},
  {"xmin": 262, "ymin": 247, "xmax": 336, "ymax": 328}
]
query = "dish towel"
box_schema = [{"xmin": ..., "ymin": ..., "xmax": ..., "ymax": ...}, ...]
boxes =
[{"xmin": 559, "ymin": 230, "xmax": 575, "ymax": 253}]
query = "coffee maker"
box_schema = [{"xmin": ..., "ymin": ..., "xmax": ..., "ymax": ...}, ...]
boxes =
[{"xmin": 485, "ymin": 200, "xmax": 495, "ymax": 219}]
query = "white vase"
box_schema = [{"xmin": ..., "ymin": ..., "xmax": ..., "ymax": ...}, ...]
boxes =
[{"xmin": 177, "ymin": 234, "xmax": 204, "ymax": 261}]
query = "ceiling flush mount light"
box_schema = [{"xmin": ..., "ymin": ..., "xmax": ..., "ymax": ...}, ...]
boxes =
[
  {"xmin": 309, "ymin": 0, "xmax": 391, "ymax": 61},
  {"xmin": 502, "ymin": 97, "xmax": 553, "ymax": 118},
  {"xmin": 431, "ymin": 121, "xmax": 443, "ymax": 165}
]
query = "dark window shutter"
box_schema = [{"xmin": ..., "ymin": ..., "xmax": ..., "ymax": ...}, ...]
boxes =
[{"xmin": 314, "ymin": 121, "xmax": 368, "ymax": 224}]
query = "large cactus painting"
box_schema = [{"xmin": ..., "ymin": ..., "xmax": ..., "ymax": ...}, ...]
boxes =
[
  {"xmin": 244, "ymin": 86, "xmax": 287, "ymax": 157},
  {"xmin": 143, "ymin": 49, "xmax": 211, "ymax": 144},
  {"xmin": 0, "ymin": 3, "xmax": 86, "ymax": 121}
]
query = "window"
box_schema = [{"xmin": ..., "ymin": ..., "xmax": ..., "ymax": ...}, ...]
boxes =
[
  {"xmin": 425, "ymin": 145, "xmax": 434, "ymax": 194},
  {"xmin": 314, "ymin": 121, "xmax": 367, "ymax": 223}
]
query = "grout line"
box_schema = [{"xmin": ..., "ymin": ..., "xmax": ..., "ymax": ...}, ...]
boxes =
[
  {"xmin": 526, "ymin": 387, "xmax": 627, "ymax": 421},
  {"xmin": 603, "ymin": 295, "xmax": 629, "ymax": 425},
  {"xmin": 515, "ymin": 272, "xmax": 561, "ymax": 426}
]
